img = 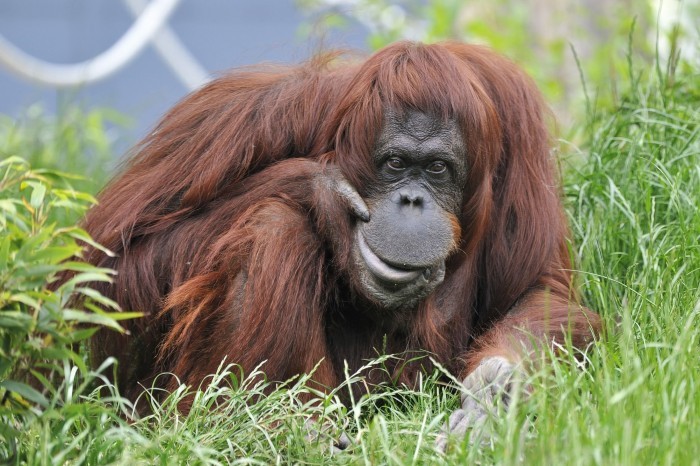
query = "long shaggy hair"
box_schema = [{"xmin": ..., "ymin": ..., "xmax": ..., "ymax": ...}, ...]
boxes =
[{"xmin": 79, "ymin": 41, "xmax": 599, "ymax": 408}]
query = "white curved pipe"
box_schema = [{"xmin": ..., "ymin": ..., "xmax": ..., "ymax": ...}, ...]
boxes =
[
  {"xmin": 124, "ymin": 0, "xmax": 209, "ymax": 90},
  {"xmin": 0, "ymin": 0, "xmax": 182, "ymax": 88}
]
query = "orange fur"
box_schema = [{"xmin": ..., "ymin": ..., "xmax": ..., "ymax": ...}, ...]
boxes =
[{"xmin": 73, "ymin": 41, "xmax": 601, "ymax": 410}]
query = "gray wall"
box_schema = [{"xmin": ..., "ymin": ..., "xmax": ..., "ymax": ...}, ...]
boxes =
[{"xmin": 0, "ymin": 0, "xmax": 367, "ymax": 147}]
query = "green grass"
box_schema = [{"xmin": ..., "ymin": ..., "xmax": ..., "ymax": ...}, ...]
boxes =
[{"xmin": 2, "ymin": 58, "xmax": 700, "ymax": 464}]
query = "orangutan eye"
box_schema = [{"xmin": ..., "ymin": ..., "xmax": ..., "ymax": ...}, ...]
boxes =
[
  {"xmin": 386, "ymin": 157, "xmax": 406, "ymax": 170},
  {"xmin": 427, "ymin": 161, "xmax": 447, "ymax": 174}
]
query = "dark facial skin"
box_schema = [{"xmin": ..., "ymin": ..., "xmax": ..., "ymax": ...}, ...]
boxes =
[{"xmin": 351, "ymin": 110, "xmax": 467, "ymax": 311}]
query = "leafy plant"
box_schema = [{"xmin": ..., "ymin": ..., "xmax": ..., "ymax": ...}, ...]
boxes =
[{"xmin": 0, "ymin": 157, "xmax": 139, "ymax": 458}]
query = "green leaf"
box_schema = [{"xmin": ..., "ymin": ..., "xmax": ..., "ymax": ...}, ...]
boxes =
[
  {"xmin": 52, "ymin": 188, "xmax": 97, "ymax": 204},
  {"xmin": 57, "ymin": 271, "xmax": 114, "ymax": 291},
  {"xmin": 16, "ymin": 226, "xmax": 53, "ymax": 260},
  {"xmin": 37, "ymin": 346, "xmax": 75, "ymax": 361},
  {"xmin": 0, "ymin": 235, "xmax": 10, "ymax": 270},
  {"xmin": 27, "ymin": 245, "xmax": 81, "ymax": 264},
  {"xmin": 66, "ymin": 228, "xmax": 115, "ymax": 257},
  {"xmin": 0, "ymin": 359, "xmax": 12, "ymax": 380},
  {"xmin": 13, "ymin": 264, "xmax": 62, "ymax": 278},
  {"xmin": 0, "ymin": 199, "xmax": 19, "ymax": 215},
  {"xmin": 0, "ymin": 155, "xmax": 27, "ymax": 168},
  {"xmin": 75, "ymin": 286, "xmax": 120, "ymax": 311},
  {"xmin": 61, "ymin": 309, "xmax": 123, "ymax": 330},
  {"xmin": 9, "ymin": 293, "xmax": 42, "ymax": 310},
  {"xmin": 29, "ymin": 182, "xmax": 47, "ymax": 209},
  {"xmin": 0, "ymin": 418, "xmax": 20, "ymax": 439},
  {"xmin": 68, "ymin": 326, "xmax": 100, "ymax": 342},
  {"xmin": 82, "ymin": 300, "xmax": 142, "ymax": 321},
  {"xmin": 0, "ymin": 379, "xmax": 49, "ymax": 407},
  {"xmin": 0, "ymin": 311, "xmax": 33, "ymax": 330},
  {"xmin": 56, "ymin": 261, "xmax": 117, "ymax": 275},
  {"xmin": 34, "ymin": 168, "xmax": 85, "ymax": 181}
]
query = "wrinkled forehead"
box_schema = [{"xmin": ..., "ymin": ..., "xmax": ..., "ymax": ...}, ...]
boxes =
[{"xmin": 377, "ymin": 109, "xmax": 464, "ymax": 148}]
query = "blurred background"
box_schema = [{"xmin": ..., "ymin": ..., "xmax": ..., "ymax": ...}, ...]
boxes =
[
  {"xmin": 0, "ymin": 0, "xmax": 368, "ymax": 150},
  {"xmin": 0, "ymin": 0, "xmax": 697, "ymax": 176}
]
